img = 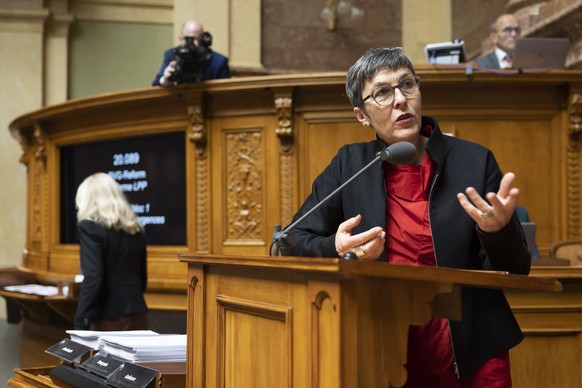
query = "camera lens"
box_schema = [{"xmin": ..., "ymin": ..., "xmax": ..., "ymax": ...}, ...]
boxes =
[{"xmin": 199, "ymin": 32, "xmax": 212, "ymax": 47}]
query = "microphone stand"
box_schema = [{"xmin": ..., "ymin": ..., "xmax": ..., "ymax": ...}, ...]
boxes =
[
  {"xmin": 270, "ymin": 141, "xmax": 417, "ymax": 256},
  {"xmin": 270, "ymin": 153, "xmax": 383, "ymax": 257}
]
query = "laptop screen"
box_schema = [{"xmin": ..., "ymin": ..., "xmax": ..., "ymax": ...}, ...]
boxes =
[{"xmin": 513, "ymin": 37, "xmax": 569, "ymax": 69}]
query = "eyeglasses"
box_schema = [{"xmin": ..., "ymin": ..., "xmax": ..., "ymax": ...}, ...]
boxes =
[
  {"xmin": 501, "ymin": 26, "xmax": 521, "ymax": 36},
  {"xmin": 362, "ymin": 77, "xmax": 420, "ymax": 106}
]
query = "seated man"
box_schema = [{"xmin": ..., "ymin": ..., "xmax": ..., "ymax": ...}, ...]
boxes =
[{"xmin": 475, "ymin": 14, "xmax": 521, "ymax": 69}]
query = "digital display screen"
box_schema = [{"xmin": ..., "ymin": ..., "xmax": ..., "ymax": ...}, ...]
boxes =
[{"xmin": 60, "ymin": 132, "xmax": 186, "ymax": 246}]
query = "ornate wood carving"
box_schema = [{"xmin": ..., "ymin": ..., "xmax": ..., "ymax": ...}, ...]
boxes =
[
  {"xmin": 187, "ymin": 99, "xmax": 211, "ymax": 251},
  {"xmin": 567, "ymin": 92, "xmax": 582, "ymax": 238},
  {"xmin": 33, "ymin": 124, "xmax": 46, "ymax": 165},
  {"xmin": 189, "ymin": 275, "xmax": 198, "ymax": 292},
  {"xmin": 275, "ymin": 95, "xmax": 295, "ymax": 227},
  {"xmin": 188, "ymin": 102, "xmax": 206, "ymax": 156},
  {"xmin": 280, "ymin": 153, "xmax": 294, "ymax": 228},
  {"xmin": 226, "ymin": 131, "xmax": 263, "ymax": 241},
  {"xmin": 196, "ymin": 154, "xmax": 210, "ymax": 251},
  {"xmin": 32, "ymin": 124, "xmax": 46, "ymax": 245},
  {"xmin": 275, "ymin": 96, "xmax": 294, "ymax": 150},
  {"xmin": 16, "ymin": 132, "xmax": 30, "ymax": 166},
  {"xmin": 33, "ymin": 161, "xmax": 43, "ymax": 244}
]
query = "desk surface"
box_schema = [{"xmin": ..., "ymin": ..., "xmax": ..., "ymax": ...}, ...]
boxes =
[{"xmin": 180, "ymin": 253, "xmax": 563, "ymax": 293}]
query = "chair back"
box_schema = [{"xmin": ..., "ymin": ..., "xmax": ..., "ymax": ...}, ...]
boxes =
[{"xmin": 549, "ymin": 239, "xmax": 582, "ymax": 265}]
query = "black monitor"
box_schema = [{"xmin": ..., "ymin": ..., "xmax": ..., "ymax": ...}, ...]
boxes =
[{"xmin": 60, "ymin": 132, "xmax": 187, "ymax": 246}]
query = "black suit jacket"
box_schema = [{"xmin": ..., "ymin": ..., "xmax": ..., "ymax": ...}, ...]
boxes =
[
  {"xmin": 74, "ymin": 220, "xmax": 148, "ymax": 329},
  {"xmin": 475, "ymin": 51, "xmax": 501, "ymax": 69}
]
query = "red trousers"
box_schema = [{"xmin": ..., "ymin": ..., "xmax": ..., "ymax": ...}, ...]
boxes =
[{"xmin": 402, "ymin": 318, "xmax": 512, "ymax": 388}]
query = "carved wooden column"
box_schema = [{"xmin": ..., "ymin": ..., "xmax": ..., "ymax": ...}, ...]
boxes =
[
  {"xmin": 187, "ymin": 94, "xmax": 211, "ymax": 252},
  {"xmin": 567, "ymin": 91, "xmax": 582, "ymax": 238},
  {"xmin": 274, "ymin": 88, "xmax": 296, "ymax": 228},
  {"xmin": 15, "ymin": 123, "xmax": 50, "ymax": 271}
]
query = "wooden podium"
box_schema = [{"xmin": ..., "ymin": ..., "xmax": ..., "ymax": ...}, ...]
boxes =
[{"xmin": 179, "ymin": 254, "xmax": 561, "ymax": 388}]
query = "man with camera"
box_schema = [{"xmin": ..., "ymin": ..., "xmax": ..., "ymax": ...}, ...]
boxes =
[{"xmin": 152, "ymin": 20, "xmax": 231, "ymax": 86}]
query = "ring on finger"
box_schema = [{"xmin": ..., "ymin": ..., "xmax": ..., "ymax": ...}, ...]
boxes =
[
  {"xmin": 479, "ymin": 208, "xmax": 494, "ymax": 218},
  {"xmin": 353, "ymin": 246, "xmax": 366, "ymax": 259}
]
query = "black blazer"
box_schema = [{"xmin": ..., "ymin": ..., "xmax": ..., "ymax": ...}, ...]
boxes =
[{"xmin": 74, "ymin": 220, "xmax": 148, "ymax": 329}]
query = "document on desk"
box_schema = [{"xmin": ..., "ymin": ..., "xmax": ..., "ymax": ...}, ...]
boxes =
[
  {"xmin": 66, "ymin": 329, "xmax": 159, "ymax": 349},
  {"xmin": 3, "ymin": 284, "xmax": 59, "ymax": 296},
  {"xmin": 99, "ymin": 334, "xmax": 187, "ymax": 362}
]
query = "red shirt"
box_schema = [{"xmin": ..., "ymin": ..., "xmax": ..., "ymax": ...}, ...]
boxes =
[
  {"xmin": 384, "ymin": 151, "xmax": 436, "ymax": 266},
  {"xmin": 382, "ymin": 135, "xmax": 511, "ymax": 387},
  {"xmin": 384, "ymin": 146, "xmax": 455, "ymax": 382}
]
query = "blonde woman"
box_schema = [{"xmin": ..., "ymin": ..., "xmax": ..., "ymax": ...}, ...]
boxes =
[{"xmin": 74, "ymin": 172, "xmax": 148, "ymax": 331}]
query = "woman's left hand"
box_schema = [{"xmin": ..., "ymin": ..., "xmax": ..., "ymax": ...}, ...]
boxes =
[{"xmin": 457, "ymin": 172, "xmax": 520, "ymax": 233}]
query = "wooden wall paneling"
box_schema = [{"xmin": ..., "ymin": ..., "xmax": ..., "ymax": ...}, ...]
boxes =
[
  {"xmin": 217, "ymin": 294, "xmax": 292, "ymax": 387},
  {"xmin": 433, "ymin": 111, "xmax": 562, "ymax": 256},
  {"xmin": 144, "ymin": 291, "xmax": 187, "ymax": 311},
  {"xmin": 421, "ymin": 77, "xmax": 569, "ymax": 256},
  {"xmin": 208, "ymin": 87, "xmax": 283, "ymax": 257},
  {"xmin": 507, "ymin": 273, "xmax": 582, "ymax": 388},
  {"xmin": 210, "ymin": 114, "xmax": 276, "ymax": 256},
  {"xmin": 511, "ymin": 335, "xmax": 580, "ymax": 388},
  {"xmin": 297, "ymin": 111, "xmax": 376, "ymax": 199},
  {"xmin": 45, "ymin": 247, "xmax": 81, "ymax": 274},
  {"xmin": 309, "ymin": 279, "xmax": 341, "ymax": 388}
]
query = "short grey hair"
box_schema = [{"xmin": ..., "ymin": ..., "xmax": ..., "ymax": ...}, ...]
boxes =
[{"xmin": 345, "ymin": 47, "xmax": 418, "ymax": 109}]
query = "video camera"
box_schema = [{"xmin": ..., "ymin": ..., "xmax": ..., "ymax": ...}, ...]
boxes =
[{"xmin": 169, "ymin": 31, "xmax": 213, "ymax": 84}]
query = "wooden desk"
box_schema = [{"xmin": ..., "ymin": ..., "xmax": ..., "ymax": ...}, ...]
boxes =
[
  {"xmin": 0, "ymin": 267, "xmax": 78, "ymax": 367},
  {"xmin": 180, "ymin": 254, "xmax": 560, "ymax": 388}
]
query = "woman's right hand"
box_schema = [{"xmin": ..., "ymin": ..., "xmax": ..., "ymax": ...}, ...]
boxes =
[{"xmin": 335, "ymin": 214, "xmax": 386, "ymax": 260}]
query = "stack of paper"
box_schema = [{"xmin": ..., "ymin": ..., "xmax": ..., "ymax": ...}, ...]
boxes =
[
  {"xmin": 66, "ymin": 330, "xmax": 159, "ymax": 350},
  {"xmin": 99, "ymin": 334, "xmax": 187, "ymax": 363},
  {"xmin": 4, "ymin": 284, "xmax": 59, "ymax": 296}
]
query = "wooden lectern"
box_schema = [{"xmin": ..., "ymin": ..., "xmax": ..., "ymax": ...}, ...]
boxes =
[{"xmin": 180, "ymin": 254, "xmax": 560, "ymax": 388}]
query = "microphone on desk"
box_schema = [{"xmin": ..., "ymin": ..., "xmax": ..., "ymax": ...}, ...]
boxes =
[{"xmin": 269, "ymin": 141, "xmax": 417, "ymax": 257}]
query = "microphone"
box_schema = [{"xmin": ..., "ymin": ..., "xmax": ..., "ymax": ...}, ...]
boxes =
[
  {"xmin": 270, "ymin": 141, "xmax": 417, "ymax": 256},
  {"xmin": 377, "ymin": 141, "xmax": 417, "ymax": 164}
]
